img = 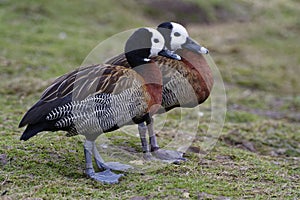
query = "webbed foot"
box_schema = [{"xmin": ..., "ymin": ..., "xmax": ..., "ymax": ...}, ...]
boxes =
[
  {"xmin": 84, "ymin": 139, "xmax": 129, "ymax": 183},
  {"xmin": 143, "ymin": 152, "xmax": 155, "ymax": 161},
  {"xmin": 103, "ymin": 162, "xmax": 133, "ymax": 171},
  {"xmin": 151, "ymin": 149, "xmax": 187, "ymax": 164},
  {"xmin": 90, "ymin": 140, "xmax": 134, "ymax": 172},
  {"xmin": 86, "ymin": 169, "xmax": 123, "ymax": 184}
]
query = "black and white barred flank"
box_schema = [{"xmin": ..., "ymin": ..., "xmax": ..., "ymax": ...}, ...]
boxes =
[
  {"xmin": 46, "ymin": 95, "xmax": 111, "ymax": 121},
  {"xmin": 162, "ymin": 72, "xmax": 198, "ymax": 108},
  {"xmin": 46, "ymin": 85, "xmax": 149, "ymax": 135}
]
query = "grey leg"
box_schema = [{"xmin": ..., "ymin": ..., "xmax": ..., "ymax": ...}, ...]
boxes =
[
  {"xmin": 92, "ymin": 140, "xmax": 133, "ymax": 172},
  {"xmin": 147, "ymin": 118, "xmax": 159, "ymax": 152},
  {"xmin": 84, "ymin": 140, "xmax": 96, "ymax": 176},
  {"xmin": 147, "ymin": 118, "xmax": 187, "ymax": 163},
  {"xmin": 138, "ymin": 123, "xmax": 148, "ymax": 153},
  {"xmin": 91, "ymin": 140, "xmax": 107, "ymax": 170},
  {"xmin": 138, "ymin": 122, "xmax": 154, "ymax": 160},
  {"xmin": 84, "ymin": 140, "xmax": 123, "ymax": 184}
]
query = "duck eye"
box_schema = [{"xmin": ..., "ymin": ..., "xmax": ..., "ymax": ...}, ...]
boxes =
[
  {"xmin": 153, "ymin": 38, "xmax": 159, "ymax": 43},
  {"xmin": 174, "ymin": 32, "xmax": 181, "ymax": 37}
]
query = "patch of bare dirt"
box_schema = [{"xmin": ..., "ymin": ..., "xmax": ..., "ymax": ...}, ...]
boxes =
[
  {"xmin": 0, "ymin": 154, "xmax": 8, "ymax": 166},
  {"xmin": 138, "ymin": 0, "xmax": 251, "ymax": 25},
  {"xmin": 231, "ymin": 104, "xmax": 300, "ymax": 122},
  {"xmin": 198, "ymin": 192, "xmax": 231, "ymax": 200},
  {"xmin": 129, "ymin": 196, "xmax": 148, "ymax": 200},
  {"xmin": 220, "ymin": 133, "xmax": 257, "ymax": 153}
]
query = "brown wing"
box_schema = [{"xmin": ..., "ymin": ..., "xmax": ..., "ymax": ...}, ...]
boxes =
[
  {"xmin": 106, "ymin": 51, "xmax": 212, "ymax": 110},
  {"xmin": 105, "ymin": 53, "xmax": 131, "ymax": 68},
  {"xmin": 19, "ymin": 63, "xmax": 145, "ymax": 127},
  {"xmin": 40, "ymin": 64, "xmax": 144, "ymax": 102},
  {"xmin": 106, "ymin": 53, "xmax": 179, "ymax": 86}
]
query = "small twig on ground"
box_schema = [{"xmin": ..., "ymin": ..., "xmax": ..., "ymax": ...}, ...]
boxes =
[{"xmin": 1, "ymin": 175, "xmax": 8, "ymax": 186}]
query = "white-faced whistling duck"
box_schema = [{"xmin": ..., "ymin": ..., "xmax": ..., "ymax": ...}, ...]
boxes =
[
  {"xmin": 106, "ymin": 22, "xmax": 213, "ymax": 163},
  {"xmin": 19, "ymin": 28, "xmax": 181, "ymax": 183}
]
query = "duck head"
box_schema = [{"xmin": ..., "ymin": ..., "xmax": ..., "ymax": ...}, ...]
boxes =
[
  {"xmin": 125, "ymin": 27, "xmax": 181, "ymax": 67},
  {"xmin": 157, "ymin": 22, "xmax": 209, "ymax": 55}
]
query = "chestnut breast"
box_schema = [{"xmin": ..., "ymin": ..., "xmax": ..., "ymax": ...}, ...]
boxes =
[
  {"xmin": 177, "ymin": 49, "xmax": 213, "ymax": 104},
  {"xmin": 133, "ymin": 61, "xmax": 163, "ymax": 115}
]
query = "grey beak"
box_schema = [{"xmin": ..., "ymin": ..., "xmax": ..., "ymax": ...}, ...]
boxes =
[
  {"xmin": 158, "ymin": 49, "xmax": 181, "ymax": 60},
  {"xmin": 182, "ymin": 37, "xmax": 209, "ymax": 54}
]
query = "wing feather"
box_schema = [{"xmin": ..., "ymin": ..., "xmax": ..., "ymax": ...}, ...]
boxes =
[{"xmin": 19, "ymin": 63, "xmax": 145, "ymax": 127}]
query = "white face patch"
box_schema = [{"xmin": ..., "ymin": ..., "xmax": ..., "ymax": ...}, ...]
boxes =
[
  {"xmin": 145, "ymin": 27, "xmax": 165, "ymax": 57},
  {"xmin": 170, "ymin": 22, "xmax": 189, "ymax": 51}
]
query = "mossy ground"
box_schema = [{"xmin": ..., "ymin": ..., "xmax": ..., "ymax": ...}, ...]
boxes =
[{"xmin": 0, "ymin": 0, "xmax": 299, "ymax": 199}]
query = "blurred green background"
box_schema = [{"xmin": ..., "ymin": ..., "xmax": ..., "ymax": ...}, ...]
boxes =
[{"xmin": 0, "ymin": 0, "xmax": 299, "ymax": 199}]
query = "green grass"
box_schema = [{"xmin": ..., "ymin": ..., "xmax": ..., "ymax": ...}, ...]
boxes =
[{"xmin": 1, "ymin": 0, "xmax": 300, "ymax": 199}]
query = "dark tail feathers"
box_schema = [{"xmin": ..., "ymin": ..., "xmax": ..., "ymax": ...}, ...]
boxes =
[{"xmin": 20, "ymin": 124, "xmax": 46, "ymax": 141}]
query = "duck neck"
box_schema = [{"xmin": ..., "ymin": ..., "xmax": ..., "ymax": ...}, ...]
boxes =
[
  {"xmin": 132, "ymin": 60, "xmax": 163, "ymax": 115},
  {"xmin": 177, "ymin": 49, "xmax": 214, "ymax": 102}
]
